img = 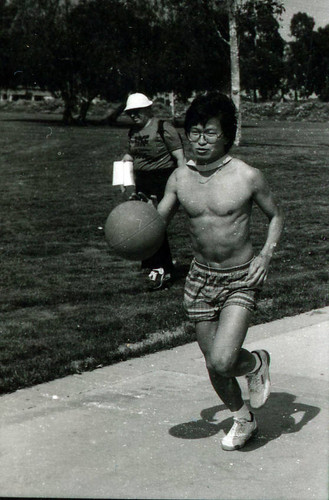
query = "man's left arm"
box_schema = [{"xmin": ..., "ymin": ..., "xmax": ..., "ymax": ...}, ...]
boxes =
[
  {"xmin": 171, "ymin": 148, "xmax": 185, "ymax": 168},
  {"xmin": 162, "ymin": 121, "xmax": 186, "ymax": 169},
  {"xmin": 246, "ymin": 170, "xmax": 284, "ymax": 287}
]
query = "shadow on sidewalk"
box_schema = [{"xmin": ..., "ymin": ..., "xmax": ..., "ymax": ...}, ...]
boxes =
[{"xmin": 169, "ymin": 392, "xmax": 320, "ymax": 451}]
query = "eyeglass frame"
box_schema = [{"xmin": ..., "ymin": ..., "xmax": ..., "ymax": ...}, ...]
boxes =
[{"xmin": 187, "ymin": 128, "xmax": 224, "ymax": 144}]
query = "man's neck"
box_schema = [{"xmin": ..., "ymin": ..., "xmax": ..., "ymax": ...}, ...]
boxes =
[
  {"xmin": 187, "ymin": 154, "xmax": 232, "ymax": 172},
  {"xmin": 134, "ymin": 117, "xmax": 153, "ymax": 130}
]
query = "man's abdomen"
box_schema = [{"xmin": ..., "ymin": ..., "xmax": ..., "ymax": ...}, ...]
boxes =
[{"xmin": 189, "ymin": 216, "xmax": 254, "ymax": 268}]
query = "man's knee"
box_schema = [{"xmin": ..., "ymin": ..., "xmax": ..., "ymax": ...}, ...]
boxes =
[{"xmin": 208, "ymin": 353, "xmax": 236, "ymax": 378}]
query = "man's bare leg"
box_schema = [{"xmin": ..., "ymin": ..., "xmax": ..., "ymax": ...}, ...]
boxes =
[
  {"xmin": 196, "ymin": 305, "xmax": 255, "ymax": 411},
  {"xmin": 196, "ymin": 305, "xmax": 273, "ymax": 449},
  {"xmin": 196, "ymin": 305, "xmax": 261, "ymax": 450}
]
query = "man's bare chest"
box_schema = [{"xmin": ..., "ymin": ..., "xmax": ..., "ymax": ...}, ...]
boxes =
[{"xmin": 177, "ymin": 172, "xmax": 252, "ymax": 218}]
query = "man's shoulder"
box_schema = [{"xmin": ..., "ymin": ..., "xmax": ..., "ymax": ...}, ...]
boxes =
[
  {"xmin": 167, "ymin": 161, "xmax": 189, "ymax": 183},
  {"xmin": 230, "ymin": 156, "xmax": 251, "ymax": 170},
  {"xmin": 173, "ymin": 162, "xmax": 188, "ymax": 176},
  {"xmin": 179, "ymin": 159, "xmax": 196, "ymax": 174},
  {"xmin": 165, "ymin": 165, "xmax": 182, "ymax": 192},
  {"xmin": 230, "ymin": 157, "xmax": 261, "ymax": 179},
  {"xmin": 153, "ymin": 117, "xmax": 172, "ymax": 132}
]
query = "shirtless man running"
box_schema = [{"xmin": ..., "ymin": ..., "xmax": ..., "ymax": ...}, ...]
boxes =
[{"xmin": 157, "ymin": 92, "xmax": 284, "ymax": 451}]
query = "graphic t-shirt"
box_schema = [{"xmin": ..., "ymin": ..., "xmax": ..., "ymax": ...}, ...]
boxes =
[{"xmin": 128, "ymin": 117, "xmax": 182, "ymax": 171}]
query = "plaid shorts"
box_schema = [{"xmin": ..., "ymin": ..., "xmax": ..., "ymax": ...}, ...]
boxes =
[{"xmin": 184, "ymin": 258, "xmax": 261, "ymax": 322}]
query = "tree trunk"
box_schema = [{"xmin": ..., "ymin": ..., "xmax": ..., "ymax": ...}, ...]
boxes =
[
  {"xmin": 228, "ymin": 0, "xmax": 241, "ymax": 145},
  {"xmin": 169, "ymin": 91, "xmax": 175, "ymax": 119},
  {"xmin": 77, "ymin": 99, "xmax": 92, "ymax": 124},
  {"xmin": 105, "ymin": 102, "xmax": 125, "ymax": 124},
  {"xmin": 62, "ymin": 97, "xmax": 75, "ymax": 125},
  {"xmin": 253, "ymin": 88, "xmax": 257, "ymax": 103},
  {"xmin": 61, "ymin": 81, "xmax": 76, "ymax": 125}
]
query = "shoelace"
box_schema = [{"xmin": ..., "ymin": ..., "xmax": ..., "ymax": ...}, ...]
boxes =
[
  {"xmin": 227, "ymin": 419, "xmax": 246, "ymax": 437},
  {"xmin": 247, "ymin": 364, "xmax": 263, "ymax": 387},
  {"xmin": 233, "ymin": 416, "xmax": 251, "ymax": 424},
  {"xmin": 251, "ymin": 374, "xmax": 262, "ymax": 387},
  {"xmin": 231, "ymin": 415, "xmax": 253, "ymax": 433}
]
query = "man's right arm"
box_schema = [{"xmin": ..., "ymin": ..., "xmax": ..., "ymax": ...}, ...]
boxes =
[
  {"xmin": 120, "ymin": 154, "xmax": 135, "ymax": 197},
  {"xmin": 246, "ymin": 168, "xmax": 284, "ymax": 286},
  {"xmin": 157, "ymin": 170, "xmax": 180, "ymax": 226}
]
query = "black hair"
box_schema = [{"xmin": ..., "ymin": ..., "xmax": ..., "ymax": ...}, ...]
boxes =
[{"xmin": 184, "ymin": 91, "xmax": 237, "ymax": 153}]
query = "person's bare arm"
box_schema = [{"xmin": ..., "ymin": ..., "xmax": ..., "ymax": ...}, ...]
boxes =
[
  {"xmin": 246, "ymin": 170, "xmax": 284, "ymax": 287},
  {"xmin": 157, "ymin": 170, "xmax": 180, "ymax": 226},
  {"xmin": 120, "ymin": 154, "xmax": 135, "ymax": 197},
  {"xmin": 171, "ymin": 148, "xmax": 185, "ymax": 169}
]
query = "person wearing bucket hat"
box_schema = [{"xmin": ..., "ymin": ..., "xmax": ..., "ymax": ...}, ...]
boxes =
[
  {"xmin": 121, "ymin": 92, "xmax": 185, "ymax": 290},
  {"xmin": 124, "ymin": 93, "xmax": 153, "ymax": 111}
]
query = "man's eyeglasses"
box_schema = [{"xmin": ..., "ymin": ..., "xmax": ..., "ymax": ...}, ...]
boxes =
[{"xmin": 187, "ymin": 129, "xmax": 223, "ymax": 144}]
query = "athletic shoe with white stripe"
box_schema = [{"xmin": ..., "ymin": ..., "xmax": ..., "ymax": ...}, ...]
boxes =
[
  {"xmin": 246, "ymin": 350, "xmax": 271, "ymax": 409},
  {"xmin": 221, "ymin": 413, "xmax": 258, "ymax": 451}
]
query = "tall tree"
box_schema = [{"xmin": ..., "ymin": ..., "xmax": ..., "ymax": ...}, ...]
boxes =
[
  {"xmin": 237, "ymin": 0, "xmax": 285, "ymax": 102},
  {"xmin": 8, "ymin": 0, "xmax": 160, "ymax": 123},
  {"xmin": 0, "ymin": 1, "xmax": 17, "ymax": 90},
  {"xmin": 312, "ymin": 25, "xmax": 329, "ymax": 101},
  {"xmin": 9, "ymin": 0, "xmax": 76, "ymax": 121},
  {"xmin": 286, "ymin": 12, "xmax": 316, "ymax": 100},
  {"xmin": 228, "ymin": 0, "xmax": 241, "ymax": 142},
  {"xmin": 66, "ymin": 0, "xmax": 157, "ymax": 122},
  {"xmin": 151, "ymin": 0, "xmax": 230, "ymax": 99}
]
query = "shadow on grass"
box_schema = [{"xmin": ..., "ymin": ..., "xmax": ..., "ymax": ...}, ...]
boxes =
[
  {"xmin": 172, "ymin": 263, "xmax": 190, "ymax": 283},
  {"xmin": 168, "ymin": 392, "xmax": 320, "ymax": 451}
]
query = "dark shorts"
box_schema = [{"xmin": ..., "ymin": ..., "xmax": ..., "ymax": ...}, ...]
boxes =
[
  {"xmin": 135, "ymin": 168, "xmax": 175, "ymax": 201},
  {"xmin": 184, "ymin": 258, "xmax": 261, "ymax": 322}
]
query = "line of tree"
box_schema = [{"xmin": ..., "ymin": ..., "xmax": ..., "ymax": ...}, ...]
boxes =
[{"xmin": 1, "ymin": 0, "xmax": 328, "ymax": 124}]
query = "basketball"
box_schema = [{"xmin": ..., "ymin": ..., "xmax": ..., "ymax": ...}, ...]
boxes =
[{"xmin": 104, "ymin": 201, "xmax": 166, "ymax": 261}]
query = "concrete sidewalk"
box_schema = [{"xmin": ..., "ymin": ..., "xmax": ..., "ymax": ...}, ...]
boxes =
[{"xmin": 1, "ymin": 307, "xmax": 328, "ymax": 499}]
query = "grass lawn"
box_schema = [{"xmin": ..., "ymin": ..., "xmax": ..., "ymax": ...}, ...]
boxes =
[{"xmin": 0, "ymin": 112, "xmax": 328, "ymax": 394}]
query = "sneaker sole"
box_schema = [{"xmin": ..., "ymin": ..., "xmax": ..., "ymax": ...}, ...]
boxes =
[
  {"xmin": 221, "ymin": 426, "xmax": 259, "ymax": 451},
  {"xmin": 148, "ymin": 276, "xmax": 171, "ymax": 290}
]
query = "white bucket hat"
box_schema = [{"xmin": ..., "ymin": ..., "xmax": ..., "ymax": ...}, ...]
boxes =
[{"xmin": 124, "ymin": 93, "xmax": 153, "ymax": 111}]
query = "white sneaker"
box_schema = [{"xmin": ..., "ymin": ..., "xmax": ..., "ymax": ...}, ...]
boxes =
[
  {"xmin": 221, "ymin": 413, "xmax": 258, "ymax": 451},
  {"xmin": 148, "ymin": 268, "xmax": 171, "ymax": 290},
  {"xmin": 246, "ymin": 350, "xmax": 271, "ymax": 409}
]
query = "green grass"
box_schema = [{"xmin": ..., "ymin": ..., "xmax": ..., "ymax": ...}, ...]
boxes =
[{"xmin": 0, "ymin": 113, "xmax": 328, "ymax": 394}]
